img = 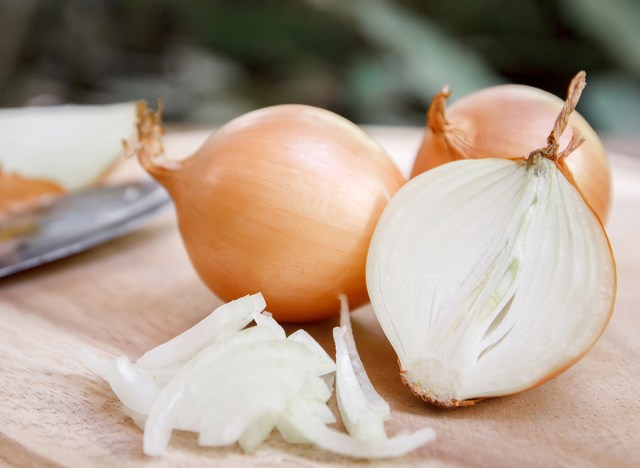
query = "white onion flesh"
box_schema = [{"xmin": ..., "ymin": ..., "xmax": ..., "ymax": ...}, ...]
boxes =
[
  {"xmin": 84, "ymin": 293, "xmax": 435, "ymax": 459},
  {"xmin": 136, "ymin": 293, "xmax": 266, "ymax": 369},
  {"xmin": 334, "ymin": 295, "xmax": 388, "ymax": 441},
  {"xmin": 334, "ymin": 327, "xmax": 387, "ymax": 440},
  {"xmin": 367, "ymin": 157, "xmax": 616, "ymax": 405},
  {"xmin": 81, "ymin": 351, "xmax": 158, "ymax": 416},
  {"xmin": 238, "ymin": 412, "xmax": 279, "ymax": 453},
  {"xmin": 332, "ymin": 297, "xmax": 434, "ymax": 452},
  {"xmin": 337, "ymin": 295, "xmax": 390, "ymax": 419},
  {"xmin": 280, "ymin": 399, "xmax": 436, "ymax": 459},
  {"xmin": 0, "ymin": 102, "xmax": 136, "ymax": 190}
]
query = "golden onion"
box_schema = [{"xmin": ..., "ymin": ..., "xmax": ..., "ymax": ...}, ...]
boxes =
[{"xmin": 134, "ymin": 103, "xmax": 405, "ymax": 322}]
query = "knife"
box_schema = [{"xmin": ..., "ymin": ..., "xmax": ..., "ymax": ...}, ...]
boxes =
[{"xmin": 0, "ymin": 180, "xmax": 171, "ymax": 278}]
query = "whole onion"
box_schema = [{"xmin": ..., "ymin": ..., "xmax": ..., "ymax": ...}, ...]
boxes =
[{"xmin": 134, "ymin": 103, "xmax": 405, "ymax": 322}]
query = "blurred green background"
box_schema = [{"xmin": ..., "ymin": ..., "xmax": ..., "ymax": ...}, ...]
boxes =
[{"xmin": 1, "ymin": 0, "xmax": 639, "ymax": 134}]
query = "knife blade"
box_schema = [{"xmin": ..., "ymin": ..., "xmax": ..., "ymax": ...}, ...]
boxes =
[{"xmin": 0, "ymin": 180, "xmax": 172, "ymax": 278}]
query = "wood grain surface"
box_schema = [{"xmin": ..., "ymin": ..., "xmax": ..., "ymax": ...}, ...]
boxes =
[{"xmin": 1, "ymin": 127, "xmax": 638, "ymax": 467}]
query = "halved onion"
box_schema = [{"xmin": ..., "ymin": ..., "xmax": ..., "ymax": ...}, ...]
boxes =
[
  {"xmin": 367, "ymin": 156, "xmax": 616, "ymax": 406},
  {"xmin": 368, "ymin": 72, "xmax": 614, "ymax": 408}
]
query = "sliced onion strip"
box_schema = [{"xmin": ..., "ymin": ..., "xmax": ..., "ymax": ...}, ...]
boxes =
[
  {"xmin": 137, "ymin": 293, "xmax": 265, "ymax": 368},
  {"xmin": 331, "ymin": 296, "xmax": 436, "ymax": 455},
  {"xmin": 281, "ymin": 399, "xmax": 436, "ymax": 459},
  {"xmin": 337, "ymin": 295, "xmax": 390, "ymax": 418}
]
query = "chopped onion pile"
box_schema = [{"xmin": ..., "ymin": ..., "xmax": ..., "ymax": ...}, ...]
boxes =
[{"xmin": 83, "ymin": 293, "xmax": 435, "ymax": 459}]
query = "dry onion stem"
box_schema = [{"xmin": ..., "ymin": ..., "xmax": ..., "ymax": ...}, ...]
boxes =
[{"xmin": 527, "ymin": 72, "xmax": 586, "ymax": 176}]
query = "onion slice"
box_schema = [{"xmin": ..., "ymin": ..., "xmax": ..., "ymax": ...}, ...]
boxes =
[
  {"xmin": 337, "ymin": 295, "xmax": 390, "ymax": 419},
  {"xmin": 81, "ymin": 352, "xmax": 159, "ymax": 411},
  {"xmin": 281, "ymin": 399, "xmax": 436, "ymax": 459},
  {"xmin": 136, "ymin": 293, "xmax": 265, "ymax": 368},
  {"xmin": 334, "ymin": 327, "xmax": 386, "ymax": 440},
  {"xmin": 331, "ymin": 296, "xmax": 435, "ymax": 454}
]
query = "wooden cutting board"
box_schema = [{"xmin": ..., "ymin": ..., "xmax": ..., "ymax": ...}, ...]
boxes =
[{"xmin": 1, "ymin": 127, "xmax": 638, "ymax": 467}]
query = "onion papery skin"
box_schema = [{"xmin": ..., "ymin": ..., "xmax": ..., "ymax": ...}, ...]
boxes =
[
  {"xmin": 412, "ymin": 85, "xmax": 611, "ymax": 222},
  {"xmin": 0, "ymin": 170, "xmax": 65, "ymax": 215},
  {"xmin": 140, "ymin": 104, "xmax": 405, "ymax": 322}
]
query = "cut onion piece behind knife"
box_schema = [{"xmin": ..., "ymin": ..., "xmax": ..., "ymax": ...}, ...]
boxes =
[
  {"xmin": 0, "ymin": 102, "xmax": 137, "ymax": 215},
  {"xmin": 0, "ymin": 102, "xmax": 137, "ymax": 191}
]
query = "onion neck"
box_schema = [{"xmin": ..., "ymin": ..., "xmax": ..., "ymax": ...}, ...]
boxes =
[
  {"xmin": 427, "ymin": 86, "xmax": 451, "ymax": 135},
  {"xmin": 131, "ymin": 100, "xmax": 181, "ymax": 185},
  {"xmin": 423, "ymin": 86, "xmax": 473, "ymax": 163}
]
